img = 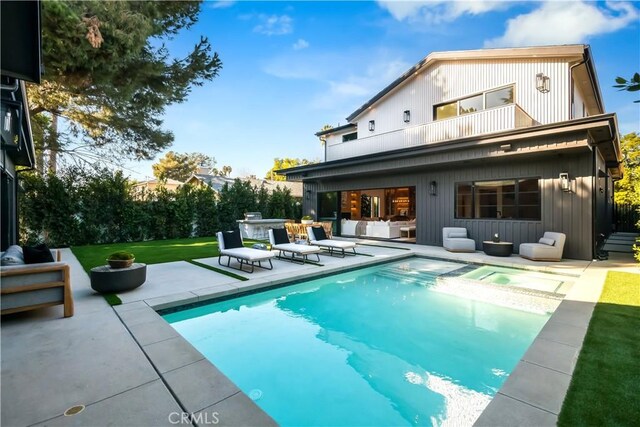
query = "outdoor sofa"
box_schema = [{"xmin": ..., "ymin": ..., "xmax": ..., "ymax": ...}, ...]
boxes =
[
  {"xmin": 442, "ymin": 227, "xmax": 476, "ymax": 252},
  {"xmin": 519, "ymin": 232, "xmax": 566, "ymax": 261},
  {"xmin": 307, "ymin": 226, "xmax": 357, "ymax": 257},
  {"xmin": 268, "ymin": 228, "xmax": 321, "ymax": 264},
  {"xmin": 0, "ymin": 246, "xmax": 74, "ymax": 317},
  {"xmin": 217, "ymin": 230, "xmax": 275, "ymax": 273}
]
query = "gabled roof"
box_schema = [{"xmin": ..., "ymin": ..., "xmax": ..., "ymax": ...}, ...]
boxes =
[{"xmin": 346, "ymin": 44, "xmax": 597, "ymax": 122}]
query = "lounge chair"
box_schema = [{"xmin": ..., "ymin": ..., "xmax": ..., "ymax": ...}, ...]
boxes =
[
  {"xmin": 268, "ymin": 228, "xmax": 321, "ymax": 264},
  {"xmin": 442, "ymin": 227, "xmax": 476, "ymax": 252},
  {"xmin": 519, "ymin": 232, "xmax": 566, "ymax": 261},
  {"xmin": 217, "ymin": 230, "xmax": 275, "ymax": 273},
  {"xmin": 307, "ymin": 226, "xmax": 357, "ymax": 257}
]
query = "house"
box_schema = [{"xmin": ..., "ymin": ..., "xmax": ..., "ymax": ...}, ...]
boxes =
[
  {"xmin": 187, "ymin": 168, "xmax": 303, "ymax": 198},
  {"xmin": 279, "ymin": 45, "xmax": 622, "ymax": 260},
  {"xmin": 0, "ymin": 1, "xmax": 41, "ymax": 251},
  {"xmin": 132, "ymin": 178, "xmax": 183, "ymax": 197}
]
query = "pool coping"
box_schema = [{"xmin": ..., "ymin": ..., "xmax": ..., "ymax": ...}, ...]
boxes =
[{"xmin": 114, "ymin": 249, "xmax": 600, "ymax": 426}]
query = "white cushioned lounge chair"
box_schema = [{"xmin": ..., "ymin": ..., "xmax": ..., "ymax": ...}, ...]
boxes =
[
  {"xmin": 519, "ymin": 232, "xmax": 566, "ymax": 261},
  {"xmin": 268, "ymin": 228, "xmax": 321, "ymax": 264},
  {"xmin": 217, "ymin": 230, "xmax": 275, "ymax": 273},
  {"xmin": 307, "ymin": 226, "xmax": 357, "ymax": 257},
  {"xmin": 442, "ymin": 227, "xmax": 476, "ymax": 252}
]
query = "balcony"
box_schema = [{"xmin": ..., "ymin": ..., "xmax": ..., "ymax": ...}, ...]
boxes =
[{"xmin": 325, "ymin": 104, "xmax": 536, "ymax": 162}]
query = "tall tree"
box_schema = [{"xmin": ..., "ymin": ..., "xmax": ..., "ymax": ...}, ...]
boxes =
[
  {"xmin": 28, "ymin": 0, "xmax": 222, "ymax": 173},
  {"xmin": 265, "ymin": 158, "xmax": 315, "ymax": 181},
  {"xmin": 614, "ymin": 132, "xmax": 640, "ymax": 205},
  {"xmin": 152, "ymin": 151, "xmax": 216, "ymax": 182}
]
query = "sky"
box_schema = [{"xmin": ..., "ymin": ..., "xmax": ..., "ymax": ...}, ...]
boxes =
[{"xmin": 123, "ymin": 0, "xmax": 640, "ymax": 181}]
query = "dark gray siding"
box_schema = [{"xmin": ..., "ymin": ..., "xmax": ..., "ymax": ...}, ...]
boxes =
[{"xmin": 302, "ymin": 144, "xmax": 595, "ymax": 260}]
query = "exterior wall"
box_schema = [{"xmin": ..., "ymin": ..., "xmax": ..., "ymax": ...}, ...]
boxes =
[
  {"xmin": 303, "ymin": 136, "xmax": 595, "ymax": 260},
  {"xmin": 355, "ymin": 58, "xmax": 571, "ymax": 139},
  {"xmin": 594, "ymin": 148, "xmax": 612, "ymax": 249},
  {"xmin": 572, "ymin": 78, "xmax": 587, "ymax": 119},
  {"xmin": 0, "ymin": 150, "xmax": 17, "ymax": 250}
]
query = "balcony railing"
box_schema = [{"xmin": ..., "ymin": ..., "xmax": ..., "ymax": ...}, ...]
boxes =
[{"xmin": 325, "ymin": 104, "xmax": 536, "ymax": 162}]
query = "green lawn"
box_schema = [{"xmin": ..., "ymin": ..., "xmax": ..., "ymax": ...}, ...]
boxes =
[
  {"xmin": 558, "ymin": 271, "xmax": 640, "ymax": 426},
  {"xmin": 71, "ymin": 236, "xmax": 266, "ymax": 273}
]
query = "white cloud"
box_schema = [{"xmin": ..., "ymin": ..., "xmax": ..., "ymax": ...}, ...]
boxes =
[
  {"xmin": 210, "ymin": 1, "xmax": 236, "ymax": 9},
  {"xmin": 485, "ymin": 1, "xmax": 639, "ymax": 47},
  {"xmin": 253, "ymin": 14, "xmax": 293, "ymax": 36},
  {"xmin": 313, "ymin": 58, "xmax": 411, "ymax": 110},
  {"xmin": 377, "ymin": 0, "xmax": 512, "ymax": 24},
  {"xmin": 293, "ymin": 38, "xmax": 310, "ymax": 50}
]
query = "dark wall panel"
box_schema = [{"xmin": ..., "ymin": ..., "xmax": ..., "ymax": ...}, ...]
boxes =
[{"xmin": 303, "ymin": 150, "xmax": 594, "ymax": 260}]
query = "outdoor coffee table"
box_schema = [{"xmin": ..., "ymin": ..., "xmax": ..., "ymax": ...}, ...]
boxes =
[
  {"xmin": 482, "ymin": 241, "xmax": 514, "ymax": 257},
  {"xmin": 90, "ymin": 263, "xmax": 147, "ymax": 293}
]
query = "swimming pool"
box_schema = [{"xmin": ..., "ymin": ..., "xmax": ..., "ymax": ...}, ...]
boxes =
[{"xmin": 164, "ymin": 258, "xmax": 553, "ymax": 426}]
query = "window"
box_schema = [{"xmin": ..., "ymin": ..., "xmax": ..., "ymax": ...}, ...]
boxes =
[
  {"xmin": 455, "ymin": 178, "xmax": 540, "ymax": 220},
  {"xmin": 342, "ymin": 132, "xmax": 357, "ymax": 142},
  {"xmin": 485, "ymin": 86, "xmax": 514, "ymax": 109},
  {"xmin": 434, "ymin": 85, "xmax": 514, "ymax": 120},
  {"xmin": 459, "ymin": 94, "xmax": 483, "ymax": 115}
]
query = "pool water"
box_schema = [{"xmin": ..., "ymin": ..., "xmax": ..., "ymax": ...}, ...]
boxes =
[{"xmin": 163, "ymin": 258, "xmax": 552, "ymax": 426}]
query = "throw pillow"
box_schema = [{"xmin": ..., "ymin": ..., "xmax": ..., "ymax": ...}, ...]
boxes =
[
  {"xmin": 271, "ymin": 228, "xmax": 290, "ymax": 245},
  {"xmin": 222, "ymin": 230, "xmax": 243, "ymax": 249},
  {"xmin": 0, "ymin": 245, "xmax": 25, "ymax": 266},
  {"xmin": 539, "ymin": 237, "xmax": 555, "ymax": 246},
  {"xmin": 312, "ymin": 226, "xmax": 328, "ymax": 241},
  {"xmin": 22, "ymin": 243, "xmax": 55, "ymax": 264},
  {"xmin": 449, "ymin": 232, "xmax": 467, "ymax": 239}
]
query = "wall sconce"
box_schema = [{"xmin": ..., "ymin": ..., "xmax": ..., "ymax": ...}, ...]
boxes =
[
  {"xmin": 500, "ymin": 143, "xmax": 512, "ymax": 152},
  {"xmin": 403, "ymin": 110, "xmax": 411, "ymax": 123},
  {"xmin": 559, "ymin": 172, "xmax": 570, "ymax": 192},
  {"xmin": 536, "ymin": 73, "xmax": 550, "ymax": 93},
  {"xmin": 368, "ymin": 120, "xmax": 375, "ymax": 132},
  {"xmin": 305, "ymin": 189, "xmax": 311, "ymax": 200},
  {"xmin": 1, "ymin": 99, "xmax": 22, "ymax": 149},
  {"xmin": 429, "ymin": 181, "xmax": 437, "ymax": 196}
]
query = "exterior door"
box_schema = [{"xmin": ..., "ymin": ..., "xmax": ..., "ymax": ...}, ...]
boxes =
[{"xmin": 317, "ymin": 191, "xmax": 339, "ymax": 235}]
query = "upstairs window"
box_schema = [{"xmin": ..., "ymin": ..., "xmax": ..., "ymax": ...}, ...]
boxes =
[
  {"xmin": 434, "ymin": 85, "xmax": 515, "ymax": 120},
  {"xmin": 342, "ymin": 132, "xmax": 357, "ymax": 142},
  {"xmin": 455, "ymin": 178, "xmax": 540, "ymax": 220}
]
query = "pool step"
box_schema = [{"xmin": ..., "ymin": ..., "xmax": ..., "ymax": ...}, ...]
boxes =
[
  {"xmin": 433, "ymin": 276, "xmax": 563, "ymax": 314},
  {"xmin": 374, "ymin": 268, "xmax": 439, "ymax": 286}
]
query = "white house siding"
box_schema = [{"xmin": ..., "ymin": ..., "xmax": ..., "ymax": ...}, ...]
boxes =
[
  {"xmin": 572, "ymin": 78, "xmax": 587, "ymax": 119},
  {"xmin": 355, "ymin": 58, "xmax": 571, "ymax": 140}
]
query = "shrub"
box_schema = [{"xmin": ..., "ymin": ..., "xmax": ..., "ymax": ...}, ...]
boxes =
[{"xmin": 107, "ymin": 251, "xmax": 134, "ymax": 260}]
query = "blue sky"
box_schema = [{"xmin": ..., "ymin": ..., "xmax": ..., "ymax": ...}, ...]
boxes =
[{"xmin": 125, "ymin": 0, "xmax": 640, "ymax": 180}]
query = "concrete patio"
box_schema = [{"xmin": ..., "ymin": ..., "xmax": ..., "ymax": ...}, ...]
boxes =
[{"xmin": 1, "ymin": 240, "xmax": 637, "ymax": 426}]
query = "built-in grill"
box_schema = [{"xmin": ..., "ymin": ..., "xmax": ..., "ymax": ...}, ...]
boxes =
[{"xmin": 244, "ymin": 212, "xmax": 263, "ymax": 220}]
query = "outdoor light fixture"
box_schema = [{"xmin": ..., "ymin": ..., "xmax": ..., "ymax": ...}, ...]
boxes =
[
  {"xmin": 1, "ymin": 99, "xmax": 22, "ymax": 148},
  {"xmin": 403, "ymin": 110, "xmax": 411, "ymax": 123},
  {"xmin": 368, "ymin": 120, "xmax": 375, "ymax": 132},
  {"xmin": 500, "ymin": 143, "xmax": 512, "ymax": 152},
  {"xmin": 429, "ymin": 181, "xmax": 437, "ymax": 196},
  {"xmin": 559, "ymin": 172, "xmax": 570, "ymax": 192},
  {"xmin": 536, "ymin": 73, "xmax": 550, "ymax": 93},
  {"xmin": 305, "ymin": 189, "xmax": 311, "ymax": 200}
]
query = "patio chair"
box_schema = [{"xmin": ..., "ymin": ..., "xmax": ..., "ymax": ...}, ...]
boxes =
[
  {"xmin": 519, "ymin": 232, "xmax": 566, "ymax": 261},
  {"xmin": 268, "ymin": 228, "xmax": 321, "ymax": 264},
  {"xmin": 442, "ymin": 227, "xmax": 476, "ymax": 252},
  {"xmin": 217, "ymin": 230, "xmax": 275, "ymax": 273},
  {"xmin": 307, "ymin": 226, "xmax": 357, "ymax": 257}
]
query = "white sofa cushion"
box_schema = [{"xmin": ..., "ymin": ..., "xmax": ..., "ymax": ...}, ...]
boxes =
[{"xmin": 1, "ymin": 245, "xmax": 24, "ymax": 266}]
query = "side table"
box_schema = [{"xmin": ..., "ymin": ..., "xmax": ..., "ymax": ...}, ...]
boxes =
[{"xmin": 482, "ymin": 241, "xmax": 513, "ymax": 257}]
